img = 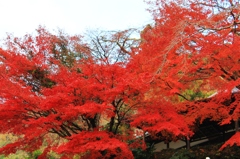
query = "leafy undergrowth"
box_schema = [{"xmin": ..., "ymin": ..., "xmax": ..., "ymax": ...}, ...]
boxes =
[{"xmin": 154, "ymin": 142, "xmax": 240, "ymax": 159}]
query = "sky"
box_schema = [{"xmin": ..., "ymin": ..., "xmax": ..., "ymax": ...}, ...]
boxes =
[{"xmin": 0, "ymin": 0, "xmax": 153, "ymax": 38}]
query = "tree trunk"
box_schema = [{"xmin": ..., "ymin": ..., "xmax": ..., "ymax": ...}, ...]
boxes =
[
  {"xmin": 186, "ymin": 137, "xmax": 190, "ymax": 149},
  {"xmin": 166, "ymin": 142, "xmax": 170, "ymax": 149}
]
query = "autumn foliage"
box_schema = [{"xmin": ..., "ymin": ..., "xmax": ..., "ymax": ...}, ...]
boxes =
[{"xmin": 0, "ymin": 0, "xmax": 240, "ymax": 158}]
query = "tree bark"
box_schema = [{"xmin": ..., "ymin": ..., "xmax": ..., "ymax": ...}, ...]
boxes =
[{"xmin": 186, "ymin": 137, "xmax": 190, "ymax": 149}]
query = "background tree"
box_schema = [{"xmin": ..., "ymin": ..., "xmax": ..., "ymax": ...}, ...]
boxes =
[{"xmin": 85, "ymin": 28, "xmax": 140, "ymax": 65}]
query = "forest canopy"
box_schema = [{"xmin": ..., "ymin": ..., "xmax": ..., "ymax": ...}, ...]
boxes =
[{"xmin": 0, "ymin": 0, "xmax": 240, "ymax": 158}]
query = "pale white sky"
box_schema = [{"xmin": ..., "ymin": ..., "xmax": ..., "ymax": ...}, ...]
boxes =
[{"xmin": 0, "ymin": 0, "xmax": 153, "ymax": 38}]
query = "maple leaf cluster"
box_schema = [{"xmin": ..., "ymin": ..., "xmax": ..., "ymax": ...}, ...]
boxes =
[{"xmin": 0, "ymin": 0, "xmax": 240, "ymax": 158}]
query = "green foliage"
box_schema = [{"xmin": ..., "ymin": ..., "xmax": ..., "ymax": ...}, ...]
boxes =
[
  {"xmin": 27, "ymin": 68, "xmax": 56, "ymax": 91},
  {"xmin": 179, "ymin": 81, "xmax": 214, "ymax": 101},
  {"xmin": 179, "ymin": 84, "xmax": 214, "ymax": 101},
  {"xmin": 3, "ymin": 150, "xmax": 29, "ymax": 159},
  {"xmin": 27, "ymin": 149, "xmax": 42, "ymax": 159},
  {"xmin": 170, "ymin": 149, "xmax": 196, "ymax": 159},
  {"xmin": 182, "ymin": 89, "xmax": 208, "ymax": 101},
  {"xmin": 132, "ymin": 143, "xmax": 155, "ymax": 159}
]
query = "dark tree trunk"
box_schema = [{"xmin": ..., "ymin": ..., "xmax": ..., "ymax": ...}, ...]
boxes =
[{"xmin": 186, "ymin": 137, "xmax": 190, "ymax": 149}]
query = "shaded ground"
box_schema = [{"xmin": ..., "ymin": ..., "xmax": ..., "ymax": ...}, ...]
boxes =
[
  {"xmin": 153, "ymin": 133, "xmax": 240, "ymax": 159},
  {"xmin": 154, "ymin": 144, "xmax": 240, "ymax": 159}
]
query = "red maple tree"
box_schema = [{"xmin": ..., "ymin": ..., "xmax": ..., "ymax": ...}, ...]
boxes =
[
  {"xmin": 1, "ymin": 27, "xmax": 137, "ymax": 158},
  {"xmin": 0, "ymin": 24, "xmax": 192, "ymax": 158},
  {"xmin": 143, "ymin": 0, "xmax": 240, "ymax": 149},
  {"xmin": 0, "ymin": 26, "xmax": 156, "ymax": 158}
]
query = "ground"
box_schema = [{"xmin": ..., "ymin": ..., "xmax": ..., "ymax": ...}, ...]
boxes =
[{"xmin": 153, "ymin": 136, "xmax": 240, "ymax": 159}]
